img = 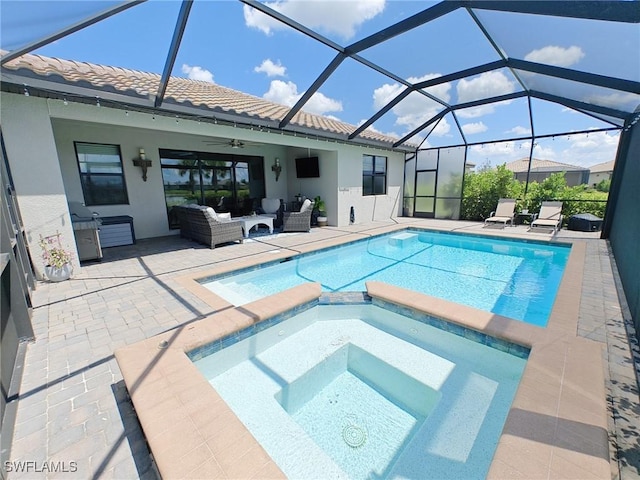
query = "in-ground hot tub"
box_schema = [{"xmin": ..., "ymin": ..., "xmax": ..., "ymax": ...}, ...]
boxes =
[{"xmin": 190, "ymin": 303, "xmax": 528, "ymax": 479}]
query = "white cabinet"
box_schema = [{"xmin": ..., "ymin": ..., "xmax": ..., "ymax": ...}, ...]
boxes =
[{"xmin": 98, "ymin": 216, "xmax": 135, "ymax": 248}]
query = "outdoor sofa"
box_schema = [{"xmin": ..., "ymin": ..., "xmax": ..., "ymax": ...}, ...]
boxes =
[{"xmin": 173, "ymin": 204, "xmax": 243, "ymax": 248}]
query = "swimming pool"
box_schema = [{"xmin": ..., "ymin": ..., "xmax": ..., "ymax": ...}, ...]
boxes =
[
  {"xmin": 191, "ymin": 303, "xmax": 528, "ymax": 479},
  {"xmin": 201, "ymin": 229, "xmax": 570, "ymax": 326}
]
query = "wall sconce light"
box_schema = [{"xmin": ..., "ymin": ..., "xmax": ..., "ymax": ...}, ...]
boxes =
[
  {"xmin": 132, "ymin": 148, "xmax": 152, "ymax": 181},
  {"xmin": 271, "ymin": 157, "xmax": 282, "ymax": 181}
]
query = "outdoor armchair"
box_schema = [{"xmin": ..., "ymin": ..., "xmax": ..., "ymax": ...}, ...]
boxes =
[{"xmin": 282, "ymin": 199, "xmax": 314, "ymax": 232}]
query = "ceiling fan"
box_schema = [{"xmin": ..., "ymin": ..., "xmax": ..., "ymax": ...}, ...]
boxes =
[{"xmin": 203, "ymin": 138, "xmax": 260, "ymax": 149}]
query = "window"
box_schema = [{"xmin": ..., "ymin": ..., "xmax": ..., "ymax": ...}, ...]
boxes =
[
  {"xmin": 160, "ymin": 149, "xmax": 265, "ymax": 229},
  {"xmin": 363, "ymin": 154, "xmax": 387, "ymax": 195},
  {"xmin": 75, "ymin": 142, "xmax": 128, "ymax": 205}
]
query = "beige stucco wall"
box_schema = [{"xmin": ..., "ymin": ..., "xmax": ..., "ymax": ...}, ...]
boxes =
[
  {"xmin": 2, "ymin": 92, "xmax": 406, "ymax": 268},
  {"xmin": 47, "ymin": 100, "xmax": 296, "ymax": 239},
  {"xmin": 0, "ymin": 94, "xmax": 79, "ymax": 278},
  {"xmin": 336, "ymin": 148, "xmax": 404, "ymax": 225},
  {"xmin": 588, "ymin": 171, "xmax": 611, "ymax": 187}
]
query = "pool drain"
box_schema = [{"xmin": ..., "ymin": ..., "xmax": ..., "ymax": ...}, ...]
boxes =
[{"xmin": 342, "ymin": 416, "xmax": 368, "ymax": 448}]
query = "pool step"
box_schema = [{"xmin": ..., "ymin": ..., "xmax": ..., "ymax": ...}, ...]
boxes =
[
  {"xmin": 206, "ymin": 280, "xmax": 263, "ymax": 306},
  {"xmin": 388, "ymin": 232, "xmax": 418, "ymax": 247}
]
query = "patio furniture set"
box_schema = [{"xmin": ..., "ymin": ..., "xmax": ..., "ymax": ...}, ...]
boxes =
[{"xmin": 173, "ymin": 198, "xmax": 315, "ymax": 249}]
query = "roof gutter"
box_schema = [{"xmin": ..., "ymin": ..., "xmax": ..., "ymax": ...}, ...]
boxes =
[{"xmin": 1, "ymin": 72, "xmax": 415, "ymax": 154}]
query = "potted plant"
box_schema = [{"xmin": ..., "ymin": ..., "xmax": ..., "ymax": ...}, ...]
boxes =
[
  {"xmin": 314, "ymin": 196, "xmax": 328, "ymax": 227},
  {"xmin": 39, "ymin": 233, "xmax": 73, "ymax": 282}
]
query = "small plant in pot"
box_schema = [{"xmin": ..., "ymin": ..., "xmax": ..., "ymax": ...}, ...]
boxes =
[
  {"xmin": 39, "ymin": 232, "xmax": 73, "ymax": 282},
  {"xmin": 314, "ymin": 196, "xmax": 328, "ymax": 226}
]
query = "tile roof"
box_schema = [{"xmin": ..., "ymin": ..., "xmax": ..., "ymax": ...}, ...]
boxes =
[
  {"xmin": 2, "ymin": 52, "xmax": 405, "ymax": 147},
  {"xmin": 504, "ymin": 157, "xmax": 589, "ymax": 173},
  {"xmin": 589, "ymin": 160, "xmax": 615, "ymax": 173}
]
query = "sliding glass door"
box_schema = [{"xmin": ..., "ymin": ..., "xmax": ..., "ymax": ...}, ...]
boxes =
[{"xmin": 160, "ymin": 149, "xmax": 265, "ymax": 228}]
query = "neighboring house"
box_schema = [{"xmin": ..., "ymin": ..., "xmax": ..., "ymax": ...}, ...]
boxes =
[
  {"xmin": 589, "ymin": 160, "xmax": 615, "ymax": 187},
  {"xmin": 503, "ymin": 158, "xmax": 590, "ymax": 187},
  {"xmin": 1, "ymin": 53, "xmax": 415, "ymax": 277}
]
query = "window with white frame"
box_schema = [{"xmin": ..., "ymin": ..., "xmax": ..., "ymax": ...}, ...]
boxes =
[
  {"xmin": 363, "ymin": 154, "xmax": 387, "ymax": 195},
  {"xmin": 75, "ymin": 142, "xmax": 128, "ymax": 205}
]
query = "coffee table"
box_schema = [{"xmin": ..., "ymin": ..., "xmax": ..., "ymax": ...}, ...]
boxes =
[{"xmin": 237, "ymin": 215, "xmax": 275, "ymax": 238}]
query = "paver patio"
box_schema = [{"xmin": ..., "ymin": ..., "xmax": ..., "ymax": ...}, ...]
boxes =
[{"xmin": 6, "ymin": 219, "xmax": 639, "ymax": 479}]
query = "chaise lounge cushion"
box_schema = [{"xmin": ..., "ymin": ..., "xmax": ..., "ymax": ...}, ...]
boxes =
[
  {"xmin": 484, "ymin": 198, "xmax": 516, "ymax": 228},
  {"xmin": 529, "ymin": 201, "xmax": 563, "ymax": 233}
]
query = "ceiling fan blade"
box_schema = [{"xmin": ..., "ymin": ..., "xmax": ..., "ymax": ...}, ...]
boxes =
[{"xmin": 203, "ymin": 139, "xmax": 262, "ymax": 148}]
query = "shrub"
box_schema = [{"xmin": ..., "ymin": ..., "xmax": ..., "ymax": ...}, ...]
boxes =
[
  {"xmin": 461, "ymin": 169, "xmax": 608, "ymax": 223},
  {"xmin": 595, "ymin": 178, "xmax": 611, "ymax": 192}
]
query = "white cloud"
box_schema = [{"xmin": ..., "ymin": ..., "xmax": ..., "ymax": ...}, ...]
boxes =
[
  {"xmin": 556, "ymin": 130, "xmax": 620, "ymax": 167},
  {"xmin": 181, "ymin": 64, "xmax": 214, "ymax": 83},
  {"xmin": 456, "ymin": 71, "xmax": 516, "ymax": 118},
  {"xmin": 306, "ymin": 91, "xmax": 343, "ymax": 116},
  {"xmin": 466, "ymin": 128, "xmax": 620, "ymax": 170},
  {"xmin": 507, "ymin": 125, "xmax": 532, "ymax": 135},
  {"xmin": 531, "ymin": 142, "xmax": 557, "ymax": 159},
  {"xmin": 254, "ymin": 59, "xmax": 286, "ymax": 77},
  {"xmin": 244, "ymin": 0, "xmax": 384, "ymax": 40},
  {"xmin": 469, "ymin": 141, "xmax": 518, "ymax": 158},
  {"xmin": 524, "ymin": 45, "xmax": 585, "ymax": 67},
  {"xmin": 462, "ymin": 122, "xmax": 488, "ymax": 135},
  {"xmin": 263, "ymin": 79, "xmax": 343, "ymax": 115},
  {"xmin": 372, "ymin": 74, "xmax": 451, "ymax": 136},
  {"xmin": 585, "ymin": 92, "xmax": 638, "ymax": 110},
  {"xmin": 263, "ymin": 80, "xmax": 299, "ymax": 105},
  {"xmin": 357, "ymin": 121, "xmax": 400, "ymax": 140}
]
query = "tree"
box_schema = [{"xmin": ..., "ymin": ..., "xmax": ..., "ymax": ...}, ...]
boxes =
[{"xmin": 461, "ymin": 165, "xmax": 523, "ymax": 220}]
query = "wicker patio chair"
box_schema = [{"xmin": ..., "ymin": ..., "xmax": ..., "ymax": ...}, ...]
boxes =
[
  {"xmin": 173, "ymin": 205, "xmax": 243, "ymax": 248},
  {"xmin": 282, "ymin": 200, "xmax": 314, "ymax": 232}
]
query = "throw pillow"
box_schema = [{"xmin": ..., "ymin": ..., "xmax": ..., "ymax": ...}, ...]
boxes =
[
  {"xmin": 299, "ymin": 198, "xmax": 312, "ymax": 212},
  {"xmin": 204, "ymin": 207, "xmax": 218, "ymax": 221}
]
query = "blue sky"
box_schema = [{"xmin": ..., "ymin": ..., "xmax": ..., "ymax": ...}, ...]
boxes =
[{"xmin": 3, "ymin": 0, "xmax": 633, "ymax": 168}]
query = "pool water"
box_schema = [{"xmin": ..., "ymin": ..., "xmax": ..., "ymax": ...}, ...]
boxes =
[
  {"xmin": 277, "ymin": 344, "xmax": 439, "ymax": 478},
  {"xmin": 192, "ymin": 304, "xmax": 527, "ymax": 479},
  {"xmin": 201, "ymin": 229, "xmax": 570, "ymax": 326}
]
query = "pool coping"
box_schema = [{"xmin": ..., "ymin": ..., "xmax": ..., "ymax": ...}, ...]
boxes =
[{"xmin": 115, "ymin": 229, "xmax": 610, "ymax": 479}]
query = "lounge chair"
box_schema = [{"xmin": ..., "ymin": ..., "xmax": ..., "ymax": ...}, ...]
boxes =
[
  {"xmin": 529, "ymin": 201, "xmax": 563, "ymax": 233},
  {"xmin": 282, "ymin": 199, "xmax": 314, "ymax": 232},
  {"xmin": 484, "ymin": 198, "xmax": 516, "ymax": 228}
]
